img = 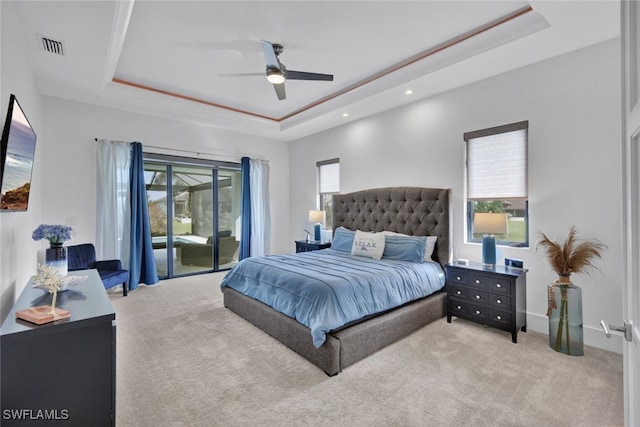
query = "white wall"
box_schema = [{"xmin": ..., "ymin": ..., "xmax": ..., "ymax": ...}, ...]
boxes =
[
  {"xmin": 289, "ymin": 38, "xmax": 623, "ymax": 353},
  {"xmin": 0, "ymin": 2, "xmax": 44, "ymax": 320},
  {"xmin": 40, "ymin": 96, "xmax": 291, "ymax": 256}
]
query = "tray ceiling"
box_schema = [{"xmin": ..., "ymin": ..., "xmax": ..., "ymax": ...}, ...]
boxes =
[{"xmin": 10, "ymin": 1, "xmax": 619, "ymax": 141}]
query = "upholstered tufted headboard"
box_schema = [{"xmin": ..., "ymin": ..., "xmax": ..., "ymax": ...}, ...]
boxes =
[{"xmin": 332, "ymin": 187, "xmax": 452, "ymax": 266}]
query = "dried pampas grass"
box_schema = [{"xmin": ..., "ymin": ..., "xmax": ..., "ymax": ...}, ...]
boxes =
[{"xmin": 537, "ymin": 225, "xmax": 606, "ymax": 278}]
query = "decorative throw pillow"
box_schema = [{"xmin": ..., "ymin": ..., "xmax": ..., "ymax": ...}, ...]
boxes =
[
  {"xmin": 331, "ymin": 227, "xmax": 356, "ymax": 253},
  {"xmin": 351, "ymin": 230, "xmax": 385, "ymax": 260},
  {"xmin": 383, "ymin": 231, "xmax": 438, "ymax": 261},
  {"xmin": 424, "ymin": 236, "xmax": 438, "ymax": 261},
  {"xmin": 382, "ymin": 234, "xmax": 426, "ymax": 262}
]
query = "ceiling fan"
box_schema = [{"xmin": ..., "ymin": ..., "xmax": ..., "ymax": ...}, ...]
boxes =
[{"xmin": 257, "ymin": 40, "xmax": 334, "ymax": 100}]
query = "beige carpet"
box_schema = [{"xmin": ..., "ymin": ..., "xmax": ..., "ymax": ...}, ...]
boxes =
[{"xmin": 109, "ymin": 273, "xmax": 624, "ymax": 427}]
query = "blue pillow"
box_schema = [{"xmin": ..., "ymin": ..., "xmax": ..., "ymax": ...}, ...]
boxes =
[
  {"xmin": 331, "ymin": 227, "xmax": 356, "ymax": 252},
  {"xmin": 382, "ymin": 234, "xmax": 426, "ymax": 262}
]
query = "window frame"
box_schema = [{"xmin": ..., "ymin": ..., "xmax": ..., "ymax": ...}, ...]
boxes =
[
  {"xmin": 465, "ymin": 121, "xmax": 529, "ymax": 248},
  {"xmin": 317, "ymin": 158, "xmax": 340, "ymax": 229}
]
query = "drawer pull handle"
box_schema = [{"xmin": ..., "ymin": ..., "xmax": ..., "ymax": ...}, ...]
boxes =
[
  {"xmin": 456, "ymin": 305, "xmax": 462, "ymax": 310},
  {"xmin": 456, "ymin": 290, "xmax": 462, "ymax": 295},
  {"xmin": 496, "ymin": 315, "xmax": 502, "ymax": 320},
  {"xmin": 475, "ymin": 310, "xmax": 481, "ymax": 315},
  {"xmin": 456, "ymin": 276, "xmax": 461, "ymax": 281},
  {"xmin": 496, "ymin": 283, "xmax": 502, "ymax": 288},
  {"xmin": 497, "ymin": 299, "xmax": 502, "ymax": 304},
  {"xmin": 475, "ymin": 279, "xmax": 480, "ymax": 284},
  {"xmin": 475, "ymin": 295, "xmax": 481, "ymax": 299}
]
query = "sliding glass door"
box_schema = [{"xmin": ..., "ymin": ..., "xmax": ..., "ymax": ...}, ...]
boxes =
[{"xmin": 144, "ymin": 156, "xmax": 241, "ymax": 279}]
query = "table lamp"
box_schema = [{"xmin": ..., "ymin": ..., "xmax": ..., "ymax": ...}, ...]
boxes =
[
  {"xmin": 473, "ymin": 212, "xmax": 508, "ymax": 267},
  {"xmin": 308, "ymin": 210, "xmax": 325, "ymax": 241}
]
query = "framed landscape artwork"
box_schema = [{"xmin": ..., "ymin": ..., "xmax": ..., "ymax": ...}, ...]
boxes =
[{"xmin": 0, "ymin": 94, "xmax": 37, "ymax": 211}]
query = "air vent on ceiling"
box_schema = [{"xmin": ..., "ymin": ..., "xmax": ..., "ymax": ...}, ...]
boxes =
[{"xmin": 38, "ymin": 35, "xmax": 65, "ymax": 55}]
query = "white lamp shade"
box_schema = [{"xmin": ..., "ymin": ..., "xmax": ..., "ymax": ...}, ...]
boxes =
[
  {"xmin": 473, "ymin": 212, "xmax": 508, "ymax": 235},
  {"xmin": 308, "ymin": 210, "xmax": 325, "ymax": 224}
]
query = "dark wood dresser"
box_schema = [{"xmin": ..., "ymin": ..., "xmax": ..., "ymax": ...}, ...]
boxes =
[
  {"xmin": 1, "ymin": 269, "xmax": 116, "ymax": 426},
  {"xmin": 446, "ymin": 262, "xmax": 527, "ymax": 343}
]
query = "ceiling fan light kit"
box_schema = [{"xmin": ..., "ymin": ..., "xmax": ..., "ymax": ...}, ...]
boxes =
[{"xmin": 266, "ymin": 66, "xmax": 285, "ymax": 84}]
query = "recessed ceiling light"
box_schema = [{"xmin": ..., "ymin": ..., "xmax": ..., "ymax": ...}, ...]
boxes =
[
  {"xmin": 405, "ymin": 89, "xmax": 413, "ymax": 95},
  {"xmin": 342, "ymin": 113, "xmax": 349, "ymax": 117}
]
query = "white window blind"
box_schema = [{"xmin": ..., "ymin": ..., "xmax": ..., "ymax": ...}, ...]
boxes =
[
  {"xmin": 318, "ymin": 160, "xmax": 340, "ymax": 193},
  {"xmin": 467, "ymin": 127, "xmax": 527, "ymax": 200}
]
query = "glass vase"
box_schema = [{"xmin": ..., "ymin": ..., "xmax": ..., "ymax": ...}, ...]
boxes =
[
  {"xmin": 45, "ymin": 243, "xmax": 68, "ymax": 276},
  {"xmin": 548, "ymin": 283, "xmax": 583, "ymax": 356}
]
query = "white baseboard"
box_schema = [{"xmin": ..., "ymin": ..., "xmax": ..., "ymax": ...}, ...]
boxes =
[{"xmin": 527, "ymin": 312, "xmax": 623, "ymax": 354}]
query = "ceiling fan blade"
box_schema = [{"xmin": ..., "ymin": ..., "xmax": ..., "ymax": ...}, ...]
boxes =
[
  {"xmin": 286, "ymin": 70, "xmax": 334, "ymax": 81},
  {"xmin": 261, "ymin": 40, "xmax": 280, "ymax": 69},
  {"xmin": 273, "ymin": 83, "xmax": 286, "ymax": 100}
]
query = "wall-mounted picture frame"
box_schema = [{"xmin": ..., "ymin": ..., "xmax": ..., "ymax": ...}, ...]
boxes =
[{"xmin": 0, "ymin": 94, "xmax": 37, "ymax": 212}]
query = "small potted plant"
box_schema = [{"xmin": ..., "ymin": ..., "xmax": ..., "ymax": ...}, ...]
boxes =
[{"xmin": 537, "ymin": 225, "xmax": 606, "ymax": 355}]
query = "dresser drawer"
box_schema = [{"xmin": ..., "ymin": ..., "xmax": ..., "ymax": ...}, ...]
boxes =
[
  {"xmin": 489, "ymin": 293, "xmax": 511, "ymax": 309},
  {"xmin": 467, "ymin": 274, "xmax": 490, "ymax": 290},
  {"xmin": 467, "ymin": 303, "xmax": 488, "ymax": 320},
  {"xmin": 449, "ymin": 285, "xmax": 469, "ymax": 301},
  {"xmin": 449, "ymin": 300, "xmax": 468, "ymax": 316},
  {"xmin": 489, "ymin": 277, "xmax": 511, "ymax": 295},
  {"xmin": 449, "ymin": 301, "xmax": 488, "ymax": 320},
  {"xmin": 468, "ymin": 289, "xmax": 488, "ymax": 305},
  {"xmin": 449, "ymin": 269, "xmax": 468, "ymax": 285},
  {"xmin": 489, "ymin": 309, "xmax": 511, "ymax": 326}
]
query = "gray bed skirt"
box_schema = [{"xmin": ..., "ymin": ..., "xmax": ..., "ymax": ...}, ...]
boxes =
[{"xmin": 223, "ymin": 287, "xmax": 446, "ymax": 376}]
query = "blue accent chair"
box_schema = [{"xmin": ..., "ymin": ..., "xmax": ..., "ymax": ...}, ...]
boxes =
[{"xmin": 67, "ymin": 243, "xmax": 129, "ymax": 296}]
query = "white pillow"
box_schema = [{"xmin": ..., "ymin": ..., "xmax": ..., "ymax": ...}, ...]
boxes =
[
  {"xmin": 382, "ymin": 231, "xmax": 438, "ymax": 261},
  {"xmin": 425, "ymin": 236, "xmax": 438, "ymax": 261},
  {"xmin": 351, "ymin": 230, "xmax": 385, "ymax": 260}
]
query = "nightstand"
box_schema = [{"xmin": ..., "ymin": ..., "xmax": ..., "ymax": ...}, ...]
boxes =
[
  {"xmin": 446, "ymin": 262, "xmax": 527, "ymax": 343},
  {"xmin": 295, "ymin": 240, "xmax": 331, "ymax": 253}
]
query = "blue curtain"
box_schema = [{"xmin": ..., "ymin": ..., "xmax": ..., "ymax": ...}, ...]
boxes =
[
  {"xmin": 128, "ymin": 142, "xmax": 159, "ymax": 290},
  {"xmin": 240, "ymin": 156, "xmax": 251, "ymax": 259}
]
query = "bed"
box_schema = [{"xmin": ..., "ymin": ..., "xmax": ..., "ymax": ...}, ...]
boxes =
[{"xmin": 221, "ymin": 187, "xmax": 451, "ymax": 375}]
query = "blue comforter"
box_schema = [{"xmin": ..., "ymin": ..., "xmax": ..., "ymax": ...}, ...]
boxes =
[{"xmin": 220, "ymin": 249, "xmax": 445, "ymax": 347}]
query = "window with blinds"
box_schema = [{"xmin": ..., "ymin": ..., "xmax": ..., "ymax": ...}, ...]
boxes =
[
  {"xmin": 317, "ymin": 158, "xmax": 340, "ymax": 229},
  {"xmin": 465, "ymin": 121, "xmax": 529, "ymax": 247}
]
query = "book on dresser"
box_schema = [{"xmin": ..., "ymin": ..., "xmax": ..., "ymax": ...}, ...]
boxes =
[{"xmin": 446, "ymin": 262, "xmax": 527, "ymax": 343}]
